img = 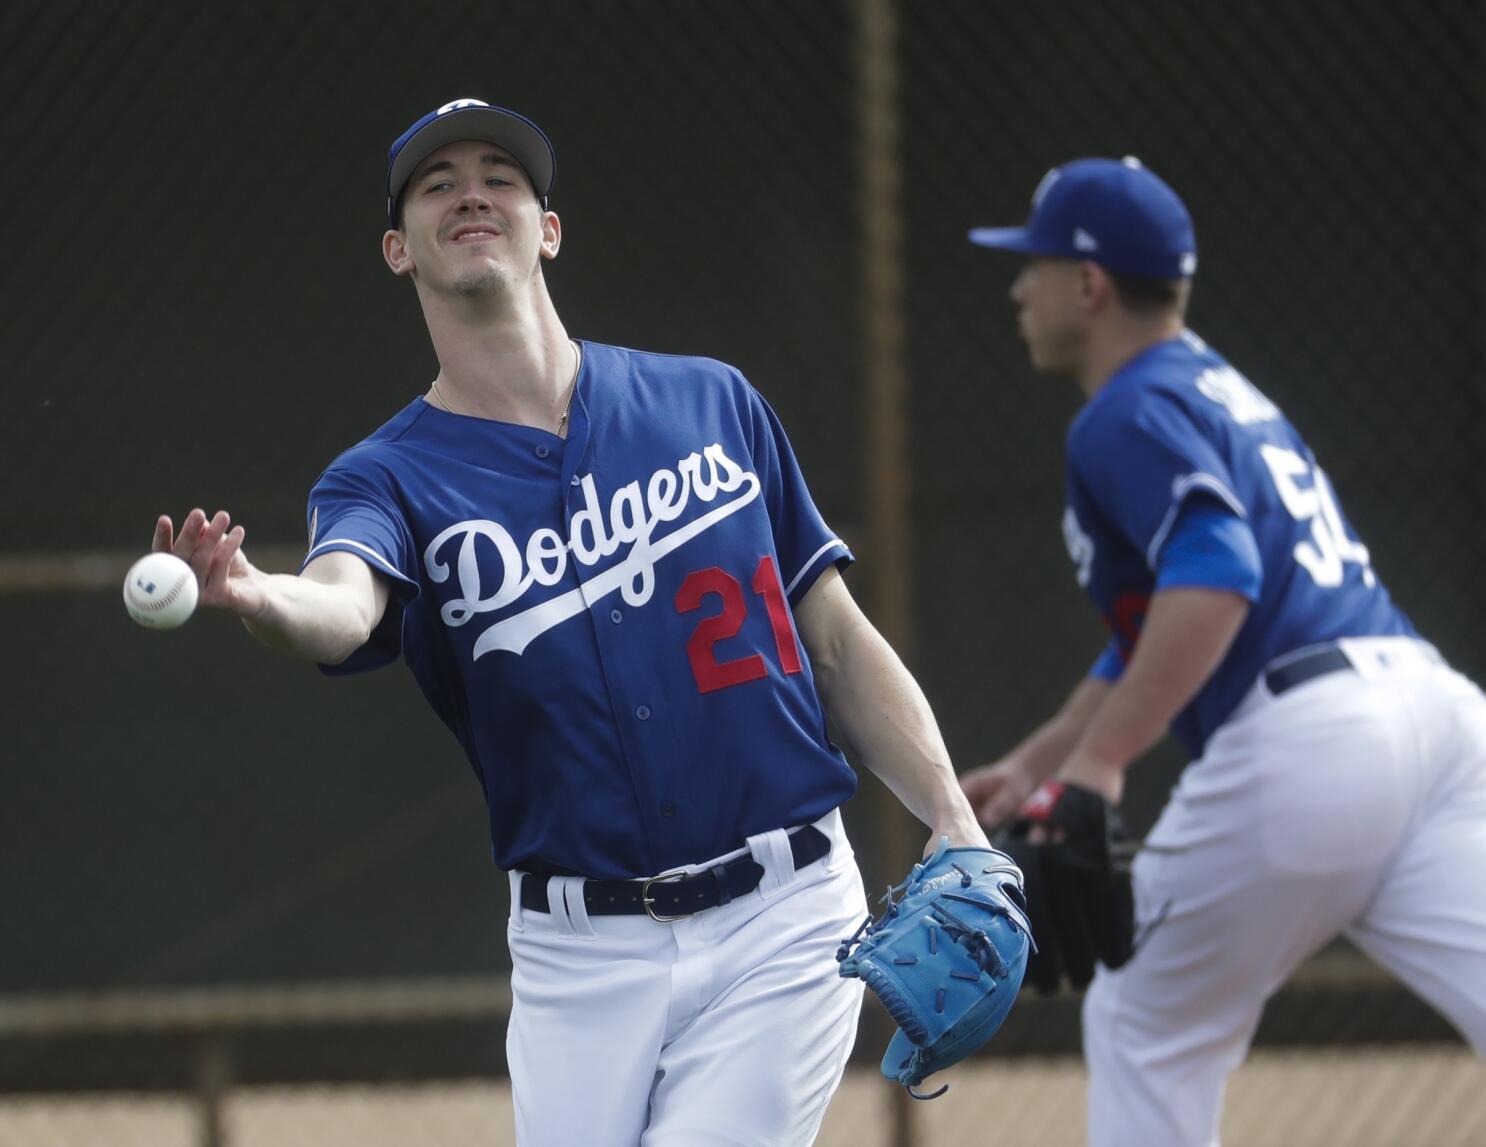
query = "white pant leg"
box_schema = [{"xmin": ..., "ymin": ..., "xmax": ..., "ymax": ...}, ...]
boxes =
[
  {"xmin": 643, "ymin": 812, "xmax": 868, "ymax": 1147},
  {"xmin": 506, "ymin": 876, "xmax": 675, "ymax": 1147},
  {"xmin": 1347, "ymin": 667, "xmax": 1486, "ymax": 1052},
  {"xmin": 1085, "ymin": 664, "xmax": 1424, "ymax": 1147}
]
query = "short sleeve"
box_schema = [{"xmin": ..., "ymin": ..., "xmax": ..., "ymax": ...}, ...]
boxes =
[
  {"xmin": 301, "ymin": 464, "xmax": 420, "ymax": 674},
  {"xmin": 1071, "ymin": 391, "xmax": 1247, "ymax": 571},
  {"xmin": 1153, "ymin": 497, "xmax": 1263, "ymax": 601},
  {"xmin": 742, "ymin": 379, "xmax": 853, "ymax": 604}
]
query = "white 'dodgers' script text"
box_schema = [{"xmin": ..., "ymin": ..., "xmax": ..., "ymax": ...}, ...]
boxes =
[{"xmin": 424, "ymin": 443, "xmax": 761, "ymax": 658}]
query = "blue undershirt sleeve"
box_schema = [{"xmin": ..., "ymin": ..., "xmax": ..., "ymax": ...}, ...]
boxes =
[
  {"xmin": 1089, "ymin": 640, "xmax": 1126, "ymax": 682},
  {"xmin": 1153, "ymin": 497, "xmax": 1263, "ymax": 601}
]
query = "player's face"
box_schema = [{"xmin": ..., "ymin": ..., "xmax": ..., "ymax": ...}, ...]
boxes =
[
  {"xmin": 385, "ymin": 140, "xmax": 560, "ymax": 299},
  {"xmin": 1009, "ymin": 258, "xmax": 1088, "ymax": 375}
]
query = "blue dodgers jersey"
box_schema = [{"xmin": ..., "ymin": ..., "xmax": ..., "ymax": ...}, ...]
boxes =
[
  {"xmin": 1063, "ymin": 330, "xmax": 1415, "ymax": 756},
  {"xmin": 302, "ymin": 342, "xmax": 858, "ymax": 878}
]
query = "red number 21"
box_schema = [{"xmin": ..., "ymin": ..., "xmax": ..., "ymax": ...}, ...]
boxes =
[{"xmin": 674, "ymin": 556, "xmax": 803, "ymax": 694}]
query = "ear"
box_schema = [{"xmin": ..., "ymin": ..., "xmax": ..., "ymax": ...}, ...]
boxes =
[
  {"xmin": 383, "ymin": 229, "xmax": 415, "ymax": 277},
  {"xmin": 539, "ymin": 210, "xmax": 562, "ymax": 261},
  {"xmin": 1079, "ymin": 262, "xmax": 1113, "ymax": 313}
]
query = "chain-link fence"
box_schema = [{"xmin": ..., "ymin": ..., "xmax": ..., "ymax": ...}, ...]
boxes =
[
  {"xmin": 3, "ymin": 0, "xmax": 1483, "ymax": 1143},
  {"xmin": 5, "ymin": 1050, "xmax": 1486, "ymax": 1147}
]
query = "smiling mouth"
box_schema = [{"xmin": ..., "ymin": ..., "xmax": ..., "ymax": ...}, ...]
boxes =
[{"xmin": 449, "ymin": 227, "xmax": 502, "ymax": 244}]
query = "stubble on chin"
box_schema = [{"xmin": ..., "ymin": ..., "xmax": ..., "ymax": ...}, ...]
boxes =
[{"xmin": 453, "ymin": 264, "xmax": 511, "ymax": 298}]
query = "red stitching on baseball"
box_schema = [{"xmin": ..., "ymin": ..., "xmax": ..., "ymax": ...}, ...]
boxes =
[{"xmin": 131, "ymin": 578, "xmax": 185, "ymax": 611}]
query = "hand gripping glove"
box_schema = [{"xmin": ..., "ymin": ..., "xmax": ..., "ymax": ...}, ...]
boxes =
[
  {"xmin": 995, "ymin": 781, "xmax": 1137, "ymax": 994},
  {"xmin": 837, "ymin": 838, "xmax": 1031, "ymax": 1098}
]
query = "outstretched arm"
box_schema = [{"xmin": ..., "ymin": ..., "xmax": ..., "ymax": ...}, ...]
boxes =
[
  {"xmin": 795, "ymin": 565, "xmax": 988, "ymax": 851},
  {"xmin": 155, "ymin": 508, "xmax": 389, "ymax": 665}
]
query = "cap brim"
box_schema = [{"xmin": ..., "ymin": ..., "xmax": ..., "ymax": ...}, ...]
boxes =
[
  {"xmin": 388, "ymin": 107, "xmax": 556, "ymax": 205},
  {"xmin": 967, "ymin": 226, "xmax": 1039, "ymax": 252}
]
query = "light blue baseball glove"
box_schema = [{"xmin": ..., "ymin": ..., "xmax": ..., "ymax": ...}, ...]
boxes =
[{"xmin": 837, "ymin": 838, "xmax": 1031, "ymax": 1098}]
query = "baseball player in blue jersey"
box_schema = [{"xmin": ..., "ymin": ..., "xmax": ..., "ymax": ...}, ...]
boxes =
[
  {"xmin": 149, "ymin": 100, "xmax": 1015, "ymax": 1144},
  {"xmin": 961, "ymin": 158, "xmax": 1486, "ymax": 1145}
]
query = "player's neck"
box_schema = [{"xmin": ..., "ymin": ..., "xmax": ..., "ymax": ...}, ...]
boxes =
[
  {"xmin": 420, "ymin": 285, "xmax": 576, "ymax": 427},
  {"xmin": 1076, "ymin": 315, "xmax": 1184, "ymax": 398}
]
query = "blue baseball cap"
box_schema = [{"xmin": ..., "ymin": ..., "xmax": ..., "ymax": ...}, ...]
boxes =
[
  {"xmin": 386, "ymin": 98, "xmax": 556, "ymax": 228},
  {"xmin": 969, "ymin": 157, "xmax": 1197, "ymax": 279}
]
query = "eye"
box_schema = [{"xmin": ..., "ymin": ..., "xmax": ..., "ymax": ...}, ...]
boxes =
[
  {"xmin": 423, "ymin": 180, "xmax": 454, "ymax": 194},
  {"xmin": 486, "ymin": 177, "xmax": 511, "ymax": 188}
]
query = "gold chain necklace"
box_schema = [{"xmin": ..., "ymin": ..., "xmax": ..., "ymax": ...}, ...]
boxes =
[{"xmin": 429, "ymin": 341, "xmax": 581, "ymax": 433}]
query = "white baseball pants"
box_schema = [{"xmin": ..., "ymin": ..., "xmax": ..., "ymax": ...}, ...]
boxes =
[
  {"xmin": 504, "ymin": 808, "xmax": 867, "ymax": 1147},
  {"xmin": 1084, "ymin": 637, "xmax": 1486, "ymax": 1147}
]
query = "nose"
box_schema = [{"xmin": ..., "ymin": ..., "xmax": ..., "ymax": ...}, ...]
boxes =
[
  {"xmin": 456, "ymin": 181, "xmax": 494, "ymax": 213},
  {"xmin": 1009, "ymin": 267, "xmax": 1029, "ymax": 305}
]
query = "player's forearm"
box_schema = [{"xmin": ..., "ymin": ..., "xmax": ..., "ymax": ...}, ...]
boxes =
[
  {"xmin": 1059, "ymin": 588, "xmax": 1250, "ymax": 800},
  {"xmin": 1005, "ymin": 676, "xmax": 1113, "ymax": 785},
  {"xmin": 241, "ymin": 572, "xmax": 377, "ymax": 663},
  {"xmin": 813, "ymin": 619, "xmax": 986, "ymax": 845}
]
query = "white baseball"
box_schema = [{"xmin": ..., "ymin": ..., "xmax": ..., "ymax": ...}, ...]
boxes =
[{"xmin": 123, "ymin": 552, "xmax": 199, "ymax": 629}]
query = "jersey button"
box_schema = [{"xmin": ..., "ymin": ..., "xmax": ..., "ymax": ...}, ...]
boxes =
[
  {"xmin": 659, "ymin": 801, "xmax": 677, "ymax": 817},
  {"xmin": 635, "ymin": 705, "xmax": 651, "ymax": 720},
  {"xmin": 534, "ymin": 444, "xmax": 550, "ymax": 459},
  {"xmin": 570, "ymin": 475, "xmax": 581, "ymax": 486},
  {"xmin": 609, "ymin": 609, "xmax": 622, "ymax": 624}
]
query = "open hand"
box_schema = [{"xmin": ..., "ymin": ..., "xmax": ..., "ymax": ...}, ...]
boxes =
[{"xmin": 154, "ymin": 508, "xmax": 269, "ymax": 619}]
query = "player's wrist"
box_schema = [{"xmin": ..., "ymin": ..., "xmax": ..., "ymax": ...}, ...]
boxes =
[
  {"xmin": 929, "ymin": 805, "xmax": 993, "ymax": 850},
  {"xmin": 1054, "ymin": 751, "xmax": 1125, "ymax": 806}
]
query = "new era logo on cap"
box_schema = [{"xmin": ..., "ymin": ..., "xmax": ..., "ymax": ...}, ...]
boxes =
[{"xmin": 968, "ymin": 157, "xmax": 1197, "ymax": 280}]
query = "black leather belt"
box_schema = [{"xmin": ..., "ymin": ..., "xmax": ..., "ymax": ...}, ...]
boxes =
[
  {"xmin": 1264, "ymin": 640, "xmax": 1440, "ymax": 697},
  {"xmin": 519, "ymin": 825, "xmax": 831, "ymax": 922},
  {"xmin": 1264, "ymin": 644, "xmax": 1354, "ymax": 696}
]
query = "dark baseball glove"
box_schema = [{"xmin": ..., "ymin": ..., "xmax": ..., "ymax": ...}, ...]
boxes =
[
  {"xmin": 837, "ymin": 838, "xmax": 1031, "ymax": 1098},
  {"xmin": 994, "ymin": 781, "xmax": 1136, "ymax": 994}
]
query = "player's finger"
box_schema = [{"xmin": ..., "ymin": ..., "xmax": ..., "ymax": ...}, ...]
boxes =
[
  {"xmin": 187, "ymin": 512, "xmax": 228, "ymax": 580},
  {"xmin": 153, "ymin": 516, "xmax": 175, "ymax": 553},
  {"xmin": 205, "ymin": 526, "xmax": 245, "ymax": 597},
  {"xmin": 975, "ymin": 783, "xmax": 1021, "ymax": 829},
  {"xmin": 173, "ymin": 508, "xmax": 208, "ymax": 561}
]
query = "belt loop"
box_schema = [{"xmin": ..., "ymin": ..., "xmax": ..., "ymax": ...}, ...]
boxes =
[
  {"xmin": 563, "ymin": 876, "xmax": 597, "ymax": 938},
  {"xmin": 745, "ymin": 827, "xmax": 796, "ymax": 899},
  {"xmin": 547, "ymin": 875, "xmax": 596, "ymax": 939},
  {"xmin": 508, "ymin": 871, "xmax": 526, "ymax": 932}
]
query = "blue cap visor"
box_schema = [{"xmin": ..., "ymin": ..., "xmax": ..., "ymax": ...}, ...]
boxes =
[{"xmin": 967, "ymin": 226, "xmax": 1040, "ymax": 252}]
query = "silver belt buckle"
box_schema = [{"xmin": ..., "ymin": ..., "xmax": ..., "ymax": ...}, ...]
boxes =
[{"xmin": 641, "ymin": 871, "xmax": 693, "ymax": 922}]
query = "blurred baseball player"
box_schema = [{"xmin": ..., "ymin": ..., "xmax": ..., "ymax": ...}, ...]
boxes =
[
  {"xmin": 962, "ymin": 157, "xmax": 1486, "ymax": 1145},
  {"xmin": 151, "ymin": 99, "xmax": 1005, "ymax": 1145}
]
